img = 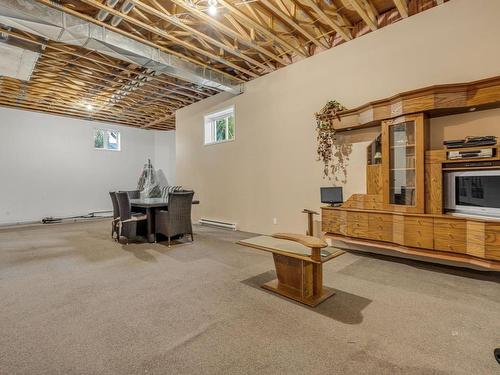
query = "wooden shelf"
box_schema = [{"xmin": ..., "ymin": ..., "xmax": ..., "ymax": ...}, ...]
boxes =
[
  {"xmin": 443, "ymin": 157, "xmax": 499, "ymax": 164},
  {"xmin": 391, "ymin": 144, "xmax": 415, "ymax": 149},
  {"xmin": 390, "ymin": 168, "xmax": 415, "ymax": 171},
  {"xmin": 444, "ymin": 145, "xmax": 497, "ymax": 153},
  {"xmin": 442, "ymin": 166, "xmax": 500, "ymax": 171}
]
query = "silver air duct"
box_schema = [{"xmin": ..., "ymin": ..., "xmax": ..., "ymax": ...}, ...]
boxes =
[
  {"xmin": 110, "ymin": 0, "xmax": 134, "ymax": 27},
  {"xmin": 0, "ymin": 0, "xmax": 243, "ymax": 94},
  {"xmin": 96, "ymin": 0, "xmax": 120, "ymax": 22},
  {"xmin": 0, "ymin": 25, "xmax": 40, "ymax": 80}
]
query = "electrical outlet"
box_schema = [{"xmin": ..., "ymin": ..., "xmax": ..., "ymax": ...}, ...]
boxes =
[{"xmin": 273, "ymin": 217, "xmax": 277, "ymax": 225}]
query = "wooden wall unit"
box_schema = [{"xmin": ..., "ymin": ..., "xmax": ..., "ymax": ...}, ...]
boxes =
[
  {"xmin": 366, "ymin": 165, "xmax": 383, "ymax": 195},
  {"xmin": 322, "ymin": 208, "xmax": 500, "ymax": 264},
  {"xmin": 381, "ymin": 113, "xmax": 427, "ymax": 213},
  {"xmin": 321, "ymin": 77, "xmax": 500, "ymax": 270},
  {"xmin": 331, "ymin": 76, "xmax": 500, "ymax": 132}
]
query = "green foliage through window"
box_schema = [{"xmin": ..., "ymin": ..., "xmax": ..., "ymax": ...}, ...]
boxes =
[
  {"xmin": 94, "ymin": 129, "xmax": 104, "ymax": 149},
  {"xmin": 94, "ymin": 128, "xmax": 120, "ymax": 151},
  {"xmin": 204, "ymin": 107, "xmax": 235, "ymax": 145},
  {"xmin": 216, "ymin": 119, "xmax": 226, "ymax": 141},
  {"xmin": 228, "ymin": 115, "xmax": 235, "ymax": 140}
]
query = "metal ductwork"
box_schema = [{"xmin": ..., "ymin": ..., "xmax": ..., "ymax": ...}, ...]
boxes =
[
  {"xmin": 0, "ymin": 25, "xmax": 40, "ymax": 81},
  {"xmin": 0, "ymin": 0, "xmax": 243, "ymax": 94},
  {"xmin": 110, "ymin": 0, "xmax": 134, "ymax": 27},
  {"xmin": 96, "ymin": 0, "xmax": 119, "ymax": 22}
]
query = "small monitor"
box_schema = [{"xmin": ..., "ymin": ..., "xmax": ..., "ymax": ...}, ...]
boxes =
[{"xmin": 320, "ymin": 187, "xmax": 343, "ymax": 206}]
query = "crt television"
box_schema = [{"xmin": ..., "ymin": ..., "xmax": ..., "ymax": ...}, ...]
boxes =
[
  {"xmin": 320, "ymin": 187, "xmax": 343, "ymax": 206},
  {"xmin": 444, "ymin": 170, "xmax": 500, "ymax": 218}
]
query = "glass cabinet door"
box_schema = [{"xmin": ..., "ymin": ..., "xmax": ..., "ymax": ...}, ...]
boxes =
[{"xmin": 388, "ymin": 121, "xmax": 416, "ymax": 206}]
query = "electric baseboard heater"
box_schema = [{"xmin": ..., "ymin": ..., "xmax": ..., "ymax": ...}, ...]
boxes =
[{"xmin": 199, "ymin": 218, "xmax": 237, "ymax": 231}]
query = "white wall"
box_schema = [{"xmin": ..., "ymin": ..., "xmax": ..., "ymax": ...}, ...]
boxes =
[
  {"xmin": 176, "ymin": 0, "xmax": 500, "ymax": 235},
  {"xmin": 154, "ymin": 130, "xmax": 176, "ymax": 186},
  {"xmin": 0, "ymin": 107, "xmax": 175, "ymax": 225}
]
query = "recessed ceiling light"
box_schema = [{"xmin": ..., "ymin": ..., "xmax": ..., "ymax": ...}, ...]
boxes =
[
  {"xmin": 208, "ymin": 0, "xmax": 217, "ymax": 15},
  {"xmin": 208, "ymin": 4, "xmax": 217, "ymax": 15}
]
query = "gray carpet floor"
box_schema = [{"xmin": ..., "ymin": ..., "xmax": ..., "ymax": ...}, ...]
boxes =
[{"xmin": 0, "ymin": 220, "xmax": 499, "ymax": 375}]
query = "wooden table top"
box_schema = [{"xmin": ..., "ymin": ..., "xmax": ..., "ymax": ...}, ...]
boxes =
[
  {"xmin": 238, "ymin": 236, "xmax": 344, "ymax": 263},
  {"xmin": 130, "ymin": 198, "xmax": 200, "ymax": 208}
]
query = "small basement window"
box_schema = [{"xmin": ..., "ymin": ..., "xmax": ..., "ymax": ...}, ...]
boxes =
[
  {"xmin": 94, "ymin": 128, "xmax": 120, "ymax": 151},
  {"xmin": 204, "ymin": 107, "xmax": 235, "ymax": 145}
]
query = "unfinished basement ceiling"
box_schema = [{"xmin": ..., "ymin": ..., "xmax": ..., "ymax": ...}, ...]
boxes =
[{"xmin": 0, "ymin": 0, "xmax": 445, "ymax": 130}]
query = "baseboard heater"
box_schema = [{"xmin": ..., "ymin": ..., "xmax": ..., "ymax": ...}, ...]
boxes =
[{"xmin": 199, "ymin": 218, "xmax": 237, "ymax": 231}]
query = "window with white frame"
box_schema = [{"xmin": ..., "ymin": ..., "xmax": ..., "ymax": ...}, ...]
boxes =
[
  {"xmin": 94, "ymin": 128, "xmax": 121, "ymax": 151},
  {"xmin": 204, "ymin": 107, "xmax": 235, "ymax": 145}
]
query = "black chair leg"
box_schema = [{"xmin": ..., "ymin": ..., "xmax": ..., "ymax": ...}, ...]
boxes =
[{"xmin": 191, "ymin": 233, "xmax": 194, "ymax": 242}]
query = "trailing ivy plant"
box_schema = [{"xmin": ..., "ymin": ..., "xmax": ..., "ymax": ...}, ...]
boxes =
[{"xmin": 315, "ymin": 100, "xmax": 347, "ymax": 180}]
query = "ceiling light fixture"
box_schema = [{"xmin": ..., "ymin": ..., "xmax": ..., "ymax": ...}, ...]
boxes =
[
  {"xmin": 86, "ymin": 104, "xmax": 93, "ymax": 111},
  {"xmin": 208, "ymin": 0, "xmax": 217, "ymax": 15}
]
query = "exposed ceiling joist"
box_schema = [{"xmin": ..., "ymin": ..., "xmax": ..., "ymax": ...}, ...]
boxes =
[
  {"xmin": 0, "ymin": 0, "xmax": 442, "ymax": 130},
  {"xmin": 300, "ymin": 0, "xmax": 352, "ymax": 41},
  {"xmin": 393, "ymin": 0, "xmax": 409, "ymax": 18},
  {"xmin": 348, "ymin": 0, "xmax": 378, "ymax": 31},
  {"xmin": 259, "ymin": 0, "xmax": 327, "ymax": 50}
]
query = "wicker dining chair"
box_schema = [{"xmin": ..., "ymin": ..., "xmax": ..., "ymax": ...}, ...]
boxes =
[
  {"xmin": 155, "ymin": 191, "xmax": 194, "ymax": 247},
  {"xmin": 119, "ymin": 190, "xmax": 140, "ymax": 199},
  {"xmin": 109, "ymin": 192, "xmax": 120, "ymax": 240},
  {"xmin": 116, "ymin": 191, "xmax": 147, "ymax": 244}
]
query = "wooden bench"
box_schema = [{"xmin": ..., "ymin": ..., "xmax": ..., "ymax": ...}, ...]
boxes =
[{"xmin": 238, "ymin": 233, "xmax": 344, "ymax": 307}]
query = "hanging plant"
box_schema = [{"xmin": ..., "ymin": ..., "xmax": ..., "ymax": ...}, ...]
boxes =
[{"xmin": 315, "ymin": 100, "xmax": 347, "ymax": 179}]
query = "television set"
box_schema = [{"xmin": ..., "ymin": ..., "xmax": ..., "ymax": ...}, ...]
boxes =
[
  {"xmin": 320, "ymin": 187, "xmax": 343, "ymax": 206},
  {"xmin": 444, "ymin": 170, "xmax": 500, "ymax": 218}
]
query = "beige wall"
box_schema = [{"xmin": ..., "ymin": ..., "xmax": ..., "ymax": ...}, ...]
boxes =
[
  {"xmin": 430, "ymin": 108, "xmax": 500, "ymax": 150},
  {"xmin": 176, "ymin": 0, "xmax": 500, "ymax": 235}
]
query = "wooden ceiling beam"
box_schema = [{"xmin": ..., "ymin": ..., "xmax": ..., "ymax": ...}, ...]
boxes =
[
  {"xmin": 127, "ymin": 0, "xmax": 272, "ymax": 71},
  {"xmin": 142, "ymin": 114, "xmax": 175, "ymax": 129},
  {"xmin": 348, "ymin": 0, "xmax": 378, "ymax": 31},
  {"xmin": 37, "ymin": 56, "xmax": 189, "ymax": 107},
  {"xmin": 167, "ymin": 0, "xmax": 290, "ymax": 65},
  {"xmin": 233, "ymin": 0, "xmax": 303, "ymax": 57},
  {"xmin": 14, "ymin": 79, "xmax": 169, "ymax": 123},
  {"xmin": 1, "ymin": 26, "xmax": 220, "ymax": 99},
  {"xmin": 299, "ymin": 0, "xmax": 352, "ymax": 41},
  {"xmin": 0, "ymin": 84, "xmax": 156, "ymax": 126},
  {"xmin": 77, "ymin": 0, "xmax": 260, "ymax": 78},
  {"xmin": 35, "ymin": 58, "xmax": 187, "ymax": 108},
  {"xmin": 393, "ymin": 0, "xmax": 408, "ymax": 18},
  {"xmin": 35, "ymin": 0, "xmax": 246, "ymax": 84},
  {"xmin": 259, "ymin": 0, "xmax": 327, "ymax": 50}
]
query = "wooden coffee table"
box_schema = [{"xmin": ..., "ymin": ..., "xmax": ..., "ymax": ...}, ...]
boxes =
[{"xmin": 238, "ymin": 233, "xmax": 344, "ymax": 307}]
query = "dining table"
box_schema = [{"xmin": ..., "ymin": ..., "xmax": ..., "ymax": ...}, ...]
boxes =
[{"xmin": 130, "ymin": 197, "xmax": 200, "ymax": 243}]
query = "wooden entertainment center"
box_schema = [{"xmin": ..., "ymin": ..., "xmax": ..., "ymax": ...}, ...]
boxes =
[{"xmin": 321, "ymin": 76, "xmax": 500, "ymax": 270}]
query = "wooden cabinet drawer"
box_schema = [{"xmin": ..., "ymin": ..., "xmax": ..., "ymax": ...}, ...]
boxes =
[
  {"xmin": 484, "ymin": 222, "xmax": 500, "ymax": 261},
  {"xmin": 321, "ymin": 209, "xmax": 347, "ymax": 235},
  {"xmin": 347, "ymin": 212, "xmax": 369, "ymax": 239},
  {"xmin": 434, "ymin": 218, "xmax": 466, "ymax": 253},
  {"xmin": 395, "ymin": 217, "xmax": 433, "ymax": 249},
  {"xmin": 321, "ymin": 209, "xmax": 336, "ymax": 233},
  {"xmin": 367, "ymin": 213, "xmax": 393, "ymax": 242}
]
